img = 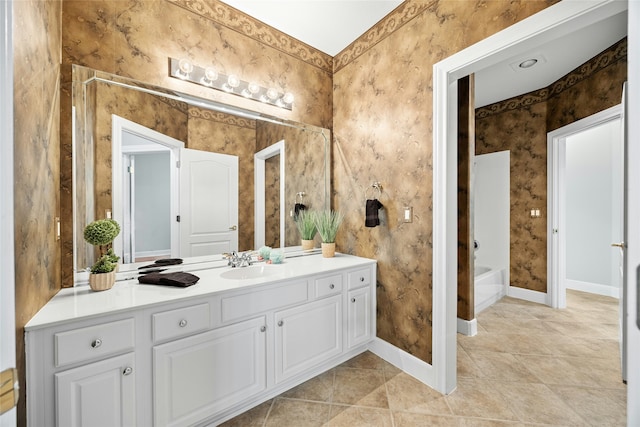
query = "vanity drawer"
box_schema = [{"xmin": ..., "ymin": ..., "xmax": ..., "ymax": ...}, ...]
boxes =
[
  {"xmin": 153, "ymin": 303, "xmax": 210, "ymax": 343},
  {"xmin": 221, "ymin": 280, "xmax": 308, "ymax": 324},
  {"xmin": 348, "ymin": 268, "xmax": 371, "ymax": 290},
  {"xmin": 315, "ymin": 274, "xmax": 343, "ymax": 298},
  {"xmin": 54, "ymin": 318, "xmax": 135, "ymax": 368}
]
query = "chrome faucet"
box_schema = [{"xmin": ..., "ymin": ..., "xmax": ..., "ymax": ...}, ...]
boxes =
[{"xmin": 226, "ymin": 251, "xmax": 253, "ymax": 268}]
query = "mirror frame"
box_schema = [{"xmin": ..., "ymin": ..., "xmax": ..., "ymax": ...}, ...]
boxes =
[{"xmin": 72, "ymin": 65, "xmax": 330, "ymax": 285}]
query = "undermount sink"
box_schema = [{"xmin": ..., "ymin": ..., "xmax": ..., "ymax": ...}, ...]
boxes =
[{"xmin": 220, "ymin": 264, "xmax": 279, "ymax": 280}]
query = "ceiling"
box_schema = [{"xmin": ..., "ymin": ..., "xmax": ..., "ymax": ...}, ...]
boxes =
[
  {"xmin": 221, "ymin": 1, "xmax": 627, "ymax": 107},
  {"xmin": 220, "ymin": 0, "xmax": 403, "ymax": 56}
]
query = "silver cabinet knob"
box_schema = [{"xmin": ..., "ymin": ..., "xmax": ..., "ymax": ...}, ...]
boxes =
[
  {"xmin": 260, "ymin": 325, "xmax": 266, "ymax": 332},
  {"xmin": 351, "ymin": 297, "xmax": 356, "ymax": 303},
  {"xmin": 179, "ymin": 319, "xmax": 188, "ymax": 327},
  {"xmin": 122, "ymin": 367, "xmax": 133, "ymax": 376},
  {"xmin": 329, "ymin": 284, "xmax": 335, "ymax": 289},
  {"xmin": 277, "ymin": 320, "xmax": 284, "ymax": 327},
  {"xmin": 91, "ymin": 339, "xmax": 102, "ymax": 349}
]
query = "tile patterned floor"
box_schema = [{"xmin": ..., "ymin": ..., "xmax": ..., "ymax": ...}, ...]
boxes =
[{"xmin": 221, "ymin": 290, "xmax": 626, "ymax": 426}]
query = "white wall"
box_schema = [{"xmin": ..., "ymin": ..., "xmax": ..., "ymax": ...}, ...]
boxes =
[
  {"xmin": 565, "ymin": 119, "xmax": 622, "ymax": 294},
  {"xmin": 474, "ymin": 151, "xmax": 510, "ymax": 275},
  {"xmin": 135, "ymin": 152, "xmax": 171, "ymax": 256}
]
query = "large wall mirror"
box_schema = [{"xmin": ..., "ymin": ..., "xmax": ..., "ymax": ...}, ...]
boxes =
[{"xmin": 73, "ymin": 65, "xmax": 330, "ymax": 283}]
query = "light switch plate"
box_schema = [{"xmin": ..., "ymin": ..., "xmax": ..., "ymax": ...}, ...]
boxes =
[{"xmin": 403, "ymin": 206, "xmax": 413, "ymax": 223}]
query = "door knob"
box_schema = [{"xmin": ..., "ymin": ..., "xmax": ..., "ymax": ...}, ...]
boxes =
[
  {"xmin": 229, "ymin": 225, "xmax": 237, "ymax": 230},
  {"xmin": 611, "ymin": 242, "xmax": 625, "ymax": 248}
]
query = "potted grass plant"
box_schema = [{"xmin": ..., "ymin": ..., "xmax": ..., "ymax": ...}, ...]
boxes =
[
  {"xmin": 295, "ymin": 209, "xmax": 317, "ymax": 251},
  {"xmin": 313, "ymin": 210, "xmax": 343, "ymax": 258},
  {"xmin": 84, "ymin": 219, "xmax": 121, "ymax": 291}
]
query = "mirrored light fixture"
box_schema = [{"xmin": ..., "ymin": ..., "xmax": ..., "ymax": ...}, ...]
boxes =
[{"xmin": 169, "ymin": 57, "xmax": 294, "ymax": 110}]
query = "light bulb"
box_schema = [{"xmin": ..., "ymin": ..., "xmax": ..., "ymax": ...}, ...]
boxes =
[
  {"xmin": 202, "ymin": 67, "xmax": 218, "ymax": 84},
  {"xmin": 247, "ymin": 82, "xmax": 260, "ymax": 94},
  {"xmin": 227, "ymin": 74, "xmax": 240, "ymax": 88},
  {"xmin": 178, "ymin": 58, "xmax": 193, "ymax": 75},
  {"xmin": 266, "ymin": 88, "xmax": 279, "ymax": 100},
  {"xmin": 282, "ymin": 92, "xmax": 294, "ymax": 104}
]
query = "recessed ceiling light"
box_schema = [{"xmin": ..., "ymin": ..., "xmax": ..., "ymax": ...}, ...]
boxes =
[{"xmin": 518, "ymin": 58, "xmax": 538, "ymax": 69}]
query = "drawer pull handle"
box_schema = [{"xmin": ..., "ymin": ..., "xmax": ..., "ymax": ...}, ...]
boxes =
[
  {"xmin": 91, "ymin": 339, "xmax": 102, "ymax": 349},
  {"xmin": 360, "ymin": 276, "xmax": 365, "ymax": 282},
  {"xmin": 351, "ymin": 298, "xmax": 356, "ymax": 303},
  {"xmin": 329, "ymin": 284, "xmax": 335, "ymax": 289},
  {"xmin": 260, "ymin": 326, "xmax": 266, "ymax": 332},
  {"xmin": 179, "ymin": 319, "xmax": 188, "ymax": 328},
  {"xmin": 277, "ymin": 320, "xmax": 284, "ymax": 327},
  {"xmin": 122, "ymin": 367, "xmax": 133, "ymax": 376}
]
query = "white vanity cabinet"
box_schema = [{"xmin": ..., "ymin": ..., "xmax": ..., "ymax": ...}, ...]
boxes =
[
  {"xmin": 154, "ymin": 316, "xmax": 267, "ymax": 427},
  {"xmin": 274, "ymin": 295, "xmax": 342, "ymax": 383},
  {"xmin": 56, "ymin": 352, "xmax": 136, "ymax": 427},
  {"xmin": 25, "ymin": 255, "xmax": 376, "ymax": 427}
]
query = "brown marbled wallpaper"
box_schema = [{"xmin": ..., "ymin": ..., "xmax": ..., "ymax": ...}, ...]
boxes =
[
  {"xmin": 265, "ymin": 155, "xmax": 281, "ymax": 248},
  {"xmin": 476, "ymin": 38, "xmax": 627, "ymax": 293},
  {"xmin": 13, "ymin": 1, "xmax": 62, "ymax": 425},
  {"xmin": 60, "ymin": 0, "xmax": 333, "ymax": 285},
  {"xmin": 333, "ymin": 0, "xmax": 556, "ymax": 363},
  {"xmin": 256, "ymin": 122, "xmax": 328, "ymax": 248},
  {"xmin": 458, "ymin": 75, "xmax": 475, "ymax": 321}
]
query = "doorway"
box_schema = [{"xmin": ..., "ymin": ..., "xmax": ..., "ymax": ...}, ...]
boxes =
[
  {"xmin": 432, "ymin": 0, "xmax": 629, "ymax": 395},
  {"xmin": 548, "ymin": 106, "xmax": 623, "ymax": 308}
]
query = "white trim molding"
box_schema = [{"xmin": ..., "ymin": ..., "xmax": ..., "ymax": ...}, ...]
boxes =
[
  {"xmin": 507, "ymin": 286, "xmax": 548, "ymax": 305},
  {"xmin": 432, "ymin": 0, "xmax": 627, "ymax": 395},
  {"xmin": 565, "ymin": 279, "xmax": 620, "ymax": 299},
  {"xmin": 456, "ymin": 318, "xmax": 478, "ymax": 337},
  {"xmin": 368, "ymin": 338, "xmax": 436, "ymax": 390}
]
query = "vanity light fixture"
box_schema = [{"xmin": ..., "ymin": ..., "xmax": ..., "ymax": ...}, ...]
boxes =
[{"xmin": 169, "ymin": 57, "xmax": 294, "ymax": 111}]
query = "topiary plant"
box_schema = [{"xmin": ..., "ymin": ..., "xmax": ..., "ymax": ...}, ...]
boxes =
[
  {"xmin": 84, "ymin": 219, "xmax": 121, "ymax": 274},
  {"xmin": 90, "ymin": 254, "xmax": 116, "ymax": 274}
]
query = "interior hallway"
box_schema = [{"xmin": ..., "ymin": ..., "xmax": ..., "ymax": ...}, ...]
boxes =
[{"xmin": 222, "ymin": 290, "xmax": 626, "ymax": 426}]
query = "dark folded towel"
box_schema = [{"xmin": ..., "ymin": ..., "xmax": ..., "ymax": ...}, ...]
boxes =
[
  {"xmin": 293, "ymin": 203, "xmax": 307, "ymax": 220},
  {"xmin": 138, "ymin": 272, "xmax": 200, "ymax": 287},
  {"xmin": 139, "ymin": 258, "xmax": 183, "ymax": 270},
  {"xmin": 365, "ymin": 199, "xmax": 383, "ymax": 227}
]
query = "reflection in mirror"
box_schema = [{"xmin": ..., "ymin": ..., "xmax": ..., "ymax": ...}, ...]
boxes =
[{"xmin": 73, "ymin": 65, "xmax": 330, "ymax": 283}]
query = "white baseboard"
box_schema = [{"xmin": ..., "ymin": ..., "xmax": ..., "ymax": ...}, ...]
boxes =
[
  {"xmin": 507, "ymin": 285, "xmax": 548, "ymax": 305},
  {"xmin": 565, "ymin": 279, "xmax": 620, "ymax": 299},
  {"xmin": 456, "ymin": 317, "xmax": 477, "ymax": 336},
  {"xmin": 368, "ymin": 338, "xmax": 435, "ymax": 389}
]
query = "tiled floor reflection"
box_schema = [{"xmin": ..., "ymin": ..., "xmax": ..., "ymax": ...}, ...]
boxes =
[{"xmin": 221, "ymin": 290, "xmax": 626, "ymax": 426}]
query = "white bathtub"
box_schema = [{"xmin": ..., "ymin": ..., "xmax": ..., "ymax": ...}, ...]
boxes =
[{"xmin": 474, "ymin": 265, "xmax": 507, "ymax": 314}]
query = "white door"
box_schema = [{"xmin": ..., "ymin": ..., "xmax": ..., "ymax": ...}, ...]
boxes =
[
  {"xmin": 179, "ymin": 148, "xmax": 238, "ymax": 257},
  {"xmin": 626, "ymin": 3, "xmax": 640, "ymax": 419},
  {"xmin": 0, "ymin": 0, "xmax": 17, "ymax": 424}
]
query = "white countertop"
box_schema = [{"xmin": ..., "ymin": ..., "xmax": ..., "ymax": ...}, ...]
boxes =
[{"xmin": 25, "ymin": 253, "xmax": 375, "ymax": 331}]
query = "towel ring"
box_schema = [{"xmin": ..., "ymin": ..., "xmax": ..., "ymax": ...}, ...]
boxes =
[
  {"xmin": 365, "ymin": 182, "xmax": 382, "ymax": 200},
  {"xmin": 296, "ymin": 192, "xmax": 305, "ymax": 203}
]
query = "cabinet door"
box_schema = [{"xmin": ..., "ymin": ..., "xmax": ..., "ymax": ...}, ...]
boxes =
[
  {"xmin": 154, "ymin": 316, "xmax": 267, "ymax": 427},
  {"xmin": 55, "ymin": 353, "xmax": 135, "ymax": 427},
  {"xmin": 275, "ymin": 295, "xmax": 342, "ymax": 383},
  {"xmin": 348, "ymin": 287, "xmax": 372, "ymax": 349}
]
